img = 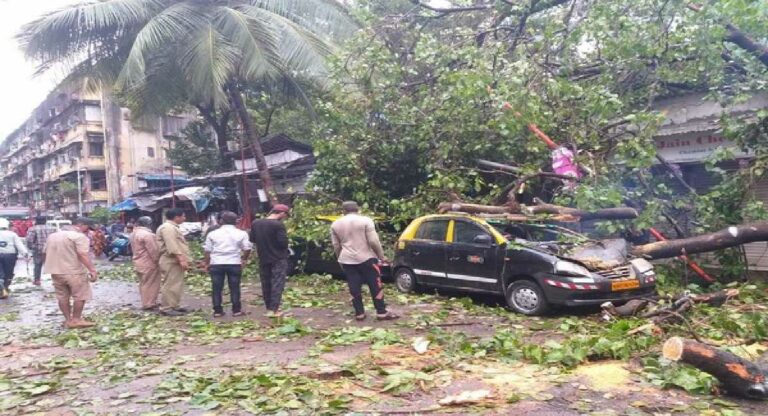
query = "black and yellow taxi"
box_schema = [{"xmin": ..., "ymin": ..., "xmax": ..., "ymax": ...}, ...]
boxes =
[{"xmin": 391, "ymin": 213, "xmax": 657, "ymax": 315}]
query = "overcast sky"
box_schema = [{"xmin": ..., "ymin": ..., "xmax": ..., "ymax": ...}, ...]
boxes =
[{"xmin": 0, "ymin": 0, "xmax": 79, "ymax": 139}]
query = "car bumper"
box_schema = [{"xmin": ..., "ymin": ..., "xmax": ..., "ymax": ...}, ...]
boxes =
[{"xmin": 544, "ymin": 285, "xmax": 657, "ymax": 306}]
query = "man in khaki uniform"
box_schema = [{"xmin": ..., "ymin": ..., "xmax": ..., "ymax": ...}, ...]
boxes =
[
  {"xmin": 156, "ymin": 208, "xmax": 190, "ymax": 316},
  {"xmin": 130, "ymin": 216, "xmax": 161, "ymax": 310},
  {"xmin": 44, "ymin": 217, "xmax": 99, "ymax": 329}
]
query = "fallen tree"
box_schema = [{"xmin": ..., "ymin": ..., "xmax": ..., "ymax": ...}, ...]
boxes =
[
  {"xmin": 523, "ymin": 198, "xmax": 638, "ymax": 220},
  {"xmin": 632, "ymin": 222, "xmax": 768, "ymax": 259},
  {"xmin": 438, "ymin": 198, "xmax": 638, "ymax": 221},
  {"xmin": 663, "ymin": 337, "xmax": 768, "ymax": 400}
]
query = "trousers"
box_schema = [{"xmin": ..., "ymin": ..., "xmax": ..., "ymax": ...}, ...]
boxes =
[
  {"xmin": 137, "ymin": 267, "xmax": 162, "ymax": 309},
  {"xmin": 209, "ymin": 264, "xmax": 242, "ymax": 314},
  {"xmin": 159, "ymin": 257, "xmax": 185, "ymax": 310},
  {"xmin": 33, "ymin": 257, "xmax": 44, "ymax": 282},
  {"xmin": 341, "ymin": 258, "xmax": 387, "ymax": 316},
  {"xmin": 0, "ymin": 253, "xmax": 18, "ymax": 291},
  {"xmin": 259, "ymin": 259, "xmax": 287, "ymax": 312}
]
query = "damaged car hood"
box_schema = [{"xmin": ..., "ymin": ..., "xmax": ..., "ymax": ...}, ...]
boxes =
[{"xmin": 521, "ymin": 238, "xmax": 630, "ymax": 270}]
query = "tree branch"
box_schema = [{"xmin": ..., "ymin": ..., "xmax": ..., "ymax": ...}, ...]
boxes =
[{"xmin": 410, "ymin": 0, "xmax": 493, "ymax": 13}]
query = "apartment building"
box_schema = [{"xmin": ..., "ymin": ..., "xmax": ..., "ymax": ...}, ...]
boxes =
[{"xmin": 0, "ymin": 87, "xmax": 191, "ymax": 216}]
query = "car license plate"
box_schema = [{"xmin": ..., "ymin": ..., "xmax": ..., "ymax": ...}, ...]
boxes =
[{"xmin": 611, "ymin": 280, "xmax": 640, "ymax": 291}]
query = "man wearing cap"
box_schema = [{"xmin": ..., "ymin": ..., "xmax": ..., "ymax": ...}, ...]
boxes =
[
  {"xmin": 130, "ymin": 216, "xmax": 161, "ymax": 310},
  {"xmin": 43, "ymin": 218, "xmax": 98, "ymax": 328},
  {"xmin": 250, "ymin": 204, "xmax": 290, "ymax": 317},
  {"xmin": 0, "ymin": 218, "xmax": 29, "ymax": 298},
  {"xmin": 203, "ymin": 211, "xmax": 252, "ymax": 317},
  {"xmin": 157, "ymin": 208, "xmax": 191, "ymax": 316},
  {"xmin": 26, "ymin": 216, "xmax": 56, "ymax": 286},
  {"xmin": 331, "ymin": 201, "xmax": 398, "ymax": 321}
]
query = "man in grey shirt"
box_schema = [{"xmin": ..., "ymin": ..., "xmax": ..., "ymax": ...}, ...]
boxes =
[{"xmin": 331, "ymin": 201, "xmax": 398, "ymax": 321}]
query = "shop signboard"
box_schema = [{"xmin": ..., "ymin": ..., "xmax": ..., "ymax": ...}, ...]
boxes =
[{"xmin": 655, "ymin": 134, "xmax": 750, "ymax": 163}]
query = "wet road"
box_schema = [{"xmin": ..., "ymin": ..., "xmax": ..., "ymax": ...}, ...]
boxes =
[{"xmin": 0, "ymin": 258, "xmax": 139, "ymax": 331}]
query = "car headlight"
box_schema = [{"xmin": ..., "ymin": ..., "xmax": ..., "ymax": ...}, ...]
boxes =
[
  {"xmin": 555, "ymin": 261, "xmax": 591, "ymax": 277},
  {"xmin": 630, "ymin": 258, "xmax": 654, "ymax": 275}
]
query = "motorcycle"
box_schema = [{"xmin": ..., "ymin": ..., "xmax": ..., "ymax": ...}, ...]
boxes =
[{"xmin": 108, "ymin": 232, "xmax": 132, "ymax": 261}]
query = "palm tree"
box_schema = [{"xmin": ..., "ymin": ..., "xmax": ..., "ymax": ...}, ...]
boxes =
[{"xmin": 18, "ymin": 0, "xmax": 355, "ymax": 203}]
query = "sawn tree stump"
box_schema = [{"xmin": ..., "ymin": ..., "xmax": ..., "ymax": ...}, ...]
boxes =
[{"xmin": 663, "ymin": 337, "xmax": 768, "ymax": 399}]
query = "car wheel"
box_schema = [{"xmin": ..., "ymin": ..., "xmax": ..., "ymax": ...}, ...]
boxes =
[
  {"xmin": 394, "ymin": 268, "xmax": 417, "ymax": 293},
  {"xmin": 506, "ymin": 280, "xmax": 550, "ymax": 315}
]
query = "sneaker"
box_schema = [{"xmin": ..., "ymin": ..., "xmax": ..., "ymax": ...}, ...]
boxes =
[
  {"xmin": 264, "ymin": 310, "xmax": 282, "ymax": 318},
  {"xmin": 160, "ymin": 309, "xmax": 185, "ymax": 317},
  {"xmin": 174, "ymin": 307, "xmax": 191, "ymax": 313},
  {"xmin": 33, "ymin": 280, "xmax": 41, "ymax": 286},
  {"xmin": 213, "ymin": 312, "xmax": 225, "ymax": 318}
]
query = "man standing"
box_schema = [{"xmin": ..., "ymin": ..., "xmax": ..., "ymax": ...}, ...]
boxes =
[
  {"xmin": 130, "ymin": 216, "xmax": 161, "ymax": 311},
  {"xmin": 0, "ymin": 218, "xmax": 29, "ymax": 298},
  {"xmin": 156, "ymin": 208, "xmax": 190, "ymax": 316},
  {"xmin": 26, "ymin": 217, "xmax": 56, "ymax": 286},
  {"xmin": 203, "ymin": 211, "xmax": 252, "ymax": 317},
  {"xmin": 43, "ymin": 218, "xmax": 98, "ymax": 328},
  {"xmin": 331, "ymin": 201, "xmax": 398, "ymax": 321},
  {"xmin": 250, "ymin": 204, "xmax": 291, "ymax": 317}
]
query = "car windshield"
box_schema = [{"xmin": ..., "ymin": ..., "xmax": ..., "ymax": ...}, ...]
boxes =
[{"xmin": 488, "ymin": 222, "xmax": 589, "ymax": 244}]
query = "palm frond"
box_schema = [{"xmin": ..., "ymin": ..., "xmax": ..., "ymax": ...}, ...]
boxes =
[
  {"xmin": 236, "ymin": 4, "xmax": 334, "ymax": 78},
  {"xmin": 178, "ymin": 23, "xmax": 240, "ymax": 107},
  {"xmin": 116, "ymin": 2, "xmax": 207, "ymax": 91},
  {"xmin": 213, "ymin": 6, "xmax": 282, "ymax": 82},
  {"xmin": 18, "ymin": 0, "xmax": 166, "ymax": 62},
  {"xmin": 249, "ymin": 0, "xmax": 358, "ymax": 41}
]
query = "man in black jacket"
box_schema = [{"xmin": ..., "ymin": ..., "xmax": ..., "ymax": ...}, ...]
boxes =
[{"xmin": 250, "ymin": 204, "xmax": 290, "ymax": 317}]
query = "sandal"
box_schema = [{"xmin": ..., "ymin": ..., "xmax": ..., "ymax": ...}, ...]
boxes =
[
  {"xmin": 232, "ymin": 311, "xmax": 246, "ymax": 317},
  {"xmin": 213, "ymin": 312, "xmax": 225, "ymax": 318},
  {"xmin": 376, "ymin": 312, "xmax": 400, "ymax": 321},
  {"xmin": 355, "ymin": 314, "xmax": 366, "ymax": 321}
]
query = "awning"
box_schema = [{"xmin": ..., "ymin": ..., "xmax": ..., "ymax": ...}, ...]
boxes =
[
  {"xmin": 109, "ymin": 199, "xmax": 137, "ymax": 212},
  {"xmin": 140, "ymin": 173, "xmax": 190, "ymax": 181},
  {"xmin": 110, "ymin": 196, "xmax": 164, "ymax": 212},
  {"xmin": 154, "ymin": 186, "xmax": 212, "ymax": 212}
]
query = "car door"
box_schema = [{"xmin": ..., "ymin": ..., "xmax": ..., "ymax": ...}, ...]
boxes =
[
  {"xmin": 445, "ymin": 219, "xmax": 502, "ymax": 292},
  {"xmin": 405, "ymin": 219, "xmax": 449, "ymax": 286}
]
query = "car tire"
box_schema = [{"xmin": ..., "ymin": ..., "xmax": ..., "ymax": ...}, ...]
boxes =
[
  {"xmin": 506, "ymin": 280, "xmax": 550, "ymax": 316},
  {"xmin": 394, "ymin": 268, "xmax": 418, "ymax": 293}
]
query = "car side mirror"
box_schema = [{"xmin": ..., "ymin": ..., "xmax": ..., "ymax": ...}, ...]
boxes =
[{"xmin": 473, "ymin": 234, "xmax": 493, "ymax": 246}]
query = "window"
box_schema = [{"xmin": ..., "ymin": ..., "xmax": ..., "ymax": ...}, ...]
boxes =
[
  {"xmin": 415, "ymin": 220, "xmax": 448, "ymax": 241},
  {"xmin": 453, "ymin": 221, "xmax": 490, "ymax": 244},
  {"xmin": 147, "ymin": 147, "xmax": 155, "ymax": 158},
  {"xmin": 90, "ymin": 171, "xmax": 107, "ymax": 190},
  {"xmin": 89, "ymin": 142, "xmax": 104, "ymax": 157}
]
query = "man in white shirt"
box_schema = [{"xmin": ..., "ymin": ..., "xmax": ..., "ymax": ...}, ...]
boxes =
[
  {"xmin": 203, "ymin": 211, "xmax": 252, "ymax": 317},
  {"xmin": 0, "ymin": 217, "xmax": 29, "ymax": 298}
]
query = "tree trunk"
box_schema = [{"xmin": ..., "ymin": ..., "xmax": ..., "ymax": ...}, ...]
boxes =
[
  {"xmin": 227, "ymin": 86, "xmax": 278, "ymax": 205},
  {"xmin": 663, "ymin": 337, "xmax": 768, "ymax": 400},
  {"xmin": 524, "ymin": 198, "xmax": 639, "ymax": 220},
  {"xmin": 437, "ymin": 202, "xmax": 513, "ymax": 215},
  {"xmin": 631, "ymin": 221, "xmax": 768, "ymax": 259},
  {"xmin": 196, "ymin": 104, "xmax": 231, "ymax": 169}
]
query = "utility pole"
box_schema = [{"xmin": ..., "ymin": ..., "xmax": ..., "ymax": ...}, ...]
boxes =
[
  {"xmin": 76, "ymin": 158, "xmax": 83, "ymax": 216},
  {"xmin": 168, "ymin": 141, "xmax": 176, "ymax": 208}
]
